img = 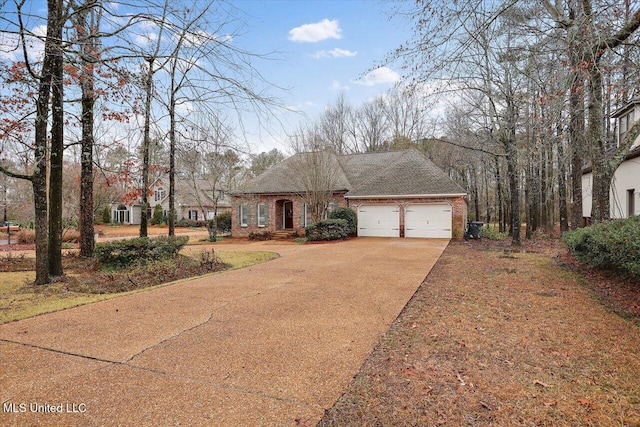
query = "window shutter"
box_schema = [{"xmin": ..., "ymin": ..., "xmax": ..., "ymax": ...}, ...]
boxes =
[
  {"xmin": 255, "ymin": 203, "xmax": 260, "ymax": 226},
  {"xmin": 300, "ymin": 203, "xmax": 306, "ymax": 227},
  {"xmin": 237, "ymin": 205, "xmax": 242, "ymax": 225}
]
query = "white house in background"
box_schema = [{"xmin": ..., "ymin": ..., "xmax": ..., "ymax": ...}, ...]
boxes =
[
  {"xmin": 111, "ymin": 175, "xmax": 232, "ymax": 225},
  {"xmin": 582, "ymin": 98, "xmax": 640, "ymax": 221}
]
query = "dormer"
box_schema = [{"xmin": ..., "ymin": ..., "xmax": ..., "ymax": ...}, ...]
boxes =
[{"xmin": 612, "ymin": 98, "xmax": 640, "ymax": 149}]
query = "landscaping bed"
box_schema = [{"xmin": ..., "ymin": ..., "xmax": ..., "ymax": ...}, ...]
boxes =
[
  {"xmin": 0, "ymin": 248, "xmax": 277, "ymax": 324},
  {"xmin": 319, "ymin": 239, "xmax": 640, "ymax": 426}
]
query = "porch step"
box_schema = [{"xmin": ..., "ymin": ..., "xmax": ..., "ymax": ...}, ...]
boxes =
[{"xmin": 271, "ymin": 230, "xmax": 296, "ymax": 240}]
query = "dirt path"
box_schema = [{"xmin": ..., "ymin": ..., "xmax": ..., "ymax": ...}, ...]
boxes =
[{"xmin": 319, "ymin": 241, "xmax": 640, "ymax": 426}]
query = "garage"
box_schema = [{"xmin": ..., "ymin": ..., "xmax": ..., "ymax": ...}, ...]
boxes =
[
  {"xmin": 405, "ymin": 203, "xmax": 452, "ymax": 238},
  {"xmin": 357, "ymin": 205, "xmax": 400, "ymax": 237}
]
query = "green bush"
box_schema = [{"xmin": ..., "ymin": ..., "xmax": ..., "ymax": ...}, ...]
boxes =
[
  {"xmin": 151, "ymin": 204, "xmax": 164, "ymax": 225},
  {"xmin": 95, "ymin": 235, "xmax": 189, "ymax": 269},
  {"xmin": 216, "ymin": 211, "xmax": 232, "ymax": 232},
  {"xmin": 563, "ymin": 216, "xmax": 640, "ymax": 277},
  {"xmin": 305, "ymin": 219, "xmax": 349, "ymax": 241},
  {"xmin": 328, "ymin": 207, "xmax": 357, "ymax": 234},
  {"xmin": 102, "ymin": 206, "xmax": 111, "ymax": 224}
]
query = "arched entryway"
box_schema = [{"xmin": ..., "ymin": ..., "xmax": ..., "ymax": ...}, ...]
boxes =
[{"xmin": 115, "ymin": 204, "xmax": 130, "ymax": 224}]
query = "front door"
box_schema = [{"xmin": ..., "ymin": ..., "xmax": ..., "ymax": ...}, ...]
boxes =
[{"xmin": 283, "ymin": 201, "xmax": 294, "ymax": 229}]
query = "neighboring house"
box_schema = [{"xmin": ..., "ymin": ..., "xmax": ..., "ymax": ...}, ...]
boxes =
[
  {"xmin": 232, "ymin": 149, "xmax": 468, "ymax": 239},
  {"xmin": 582, "ymin": 98, "xmax": 640, "ymax": 220},
  {"xmin": 111, "ymin": 176, "xmax": 232, "ymax": 225}
]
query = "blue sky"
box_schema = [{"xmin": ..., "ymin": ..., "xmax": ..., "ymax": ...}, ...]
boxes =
[
  {"xmin": 230, "ymin": 0, "xmax": 412, "ymax": 152},
  {"xmin": 0, "ymin": 0, "xmax": 414, "ymax": 154}
]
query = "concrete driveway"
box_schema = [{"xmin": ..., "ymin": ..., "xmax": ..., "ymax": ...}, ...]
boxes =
[{"xmin": 0, "ymin": 238, "xmax": 447, "ymax": 426}]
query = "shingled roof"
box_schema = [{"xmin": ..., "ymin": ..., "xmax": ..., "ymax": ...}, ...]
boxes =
[{"xmin": 236, "ymin": 149, "xmax": 466, "ymax": 198}]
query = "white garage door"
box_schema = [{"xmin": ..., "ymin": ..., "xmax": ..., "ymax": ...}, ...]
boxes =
[
  {"xmin": 358, "ymin": 205, "xmax": 400, "ymax": 237},
  {"xmin": 405, "ymin": 204, "xmax": 452, "ymax": 238}
]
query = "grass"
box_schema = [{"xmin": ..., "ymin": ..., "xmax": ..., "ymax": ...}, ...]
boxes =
[
  {"xmin": 318, "ymin": 240, "xmax": 640, "ymax": 426},
  {"xmin": 0, "ymin": 249, "xmax": 277, "ymax": 324}
]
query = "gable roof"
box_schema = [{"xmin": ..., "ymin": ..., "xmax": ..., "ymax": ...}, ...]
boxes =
[{"xmin": 235, "ymin": 149, "xmax": 466, "ymax": 198}]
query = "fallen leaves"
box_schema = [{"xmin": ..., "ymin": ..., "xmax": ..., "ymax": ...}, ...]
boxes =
[{"xmin": 318, "ymin": 241, "xmax": 640, "ymax": 427}]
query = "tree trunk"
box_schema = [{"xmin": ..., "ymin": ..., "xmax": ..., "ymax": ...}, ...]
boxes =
[
  {"xmin": 140, "ymin": 57, "xmax": 153, "ymax": 238},
  {"xmin": 31, "ymin": 0, "xmax": 60, "ymax": 284},
  {"xmin": 557, "ymin": 126, "xmax": 569, "ymax": 233},
  {"xmin": 566, "ymin": 0, "xmax": 586, "ymax": 230},
  {"xmin": 47, "ymin": 0, "xmax": 64, "ymax": 277},
  {"xmin": 495, "ymin": 156, "xmax": 504, "ymax": 233},
  {"xmin": 78, "ymin": 4, "xmax": 96, "ymax": 258},
  {"xmin": 503, "ymin": 95, "xmax": 520, "ymax": 245},
  {"xmin": 588, "ymin": 64, "xmax": 609, "ymax": 222},
  {"xmin": 168, "ymin": 74, "xmax": 176, "ymax": 237}
]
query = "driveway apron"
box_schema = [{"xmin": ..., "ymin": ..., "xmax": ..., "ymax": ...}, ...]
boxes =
[{"xmin": 0, "ymin": 238, "xmax": 447, "ymax": 426}]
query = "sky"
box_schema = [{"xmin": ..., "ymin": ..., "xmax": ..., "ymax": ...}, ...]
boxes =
[
  {"xmin": 0, "ymin": 0, "xmax": 415, "ymax": 155},
  {"xmin": 226, "ymin": 0, "xmax": 413, "ymax": 153}
]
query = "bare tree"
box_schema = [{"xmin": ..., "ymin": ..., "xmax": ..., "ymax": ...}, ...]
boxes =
[
  {"xmin": 180, "ymin": 117, "xmax": 241, "ymax": 242},
  {"xmin": 286, "ymin": 126, "xmax": 344, "ymax": 223}
]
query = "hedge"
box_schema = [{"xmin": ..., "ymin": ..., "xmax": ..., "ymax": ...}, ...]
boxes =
[
  {"xmin": 95, "ymin": 235, "xmax": 189, "ymax": 269},
  {"xmin": 562, "ymin": 216, "xmax": 640, "ymax": 277},
  {"xmin": 305, "ymin": 219, "xmax": 349, "ymax": 241},
  {"xmin": 176, "ymin": 218, "xmax": 207, "ymax": 228},
  {"xmin": 328, "ymin": 207, "xmax": 357, "ymax": 235}
]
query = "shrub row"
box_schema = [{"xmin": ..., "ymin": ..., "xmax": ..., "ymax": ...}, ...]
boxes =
[
  {"xmin": 563, "ymin": 216, "xmax": 640, "ymax": 277},
  {"xmin": 95, "ymin": 235, "xmax": 189, "ymax": 269},
  {"xmin": 305, "ymin": 219, "xmax": 349, "ymax": 241}
]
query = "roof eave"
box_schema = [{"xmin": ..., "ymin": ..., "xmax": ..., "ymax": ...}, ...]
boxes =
[
  {"xmin": 345, "ymin": 193, "xmax": 468, "ymax": 199},
  {"xmin": 611, "ymin": 98, "xmax": 640, "ymax": 118}
]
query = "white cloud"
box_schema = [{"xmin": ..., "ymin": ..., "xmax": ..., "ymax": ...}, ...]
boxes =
[
  {"xmin": 354, "ymin": 67, "xmax": 400, "ymax": 86},
  {"xmin": 330, "ymin": 80, "xmax": 350, "ymax": 91},
  {"xmin": 288, "ymin": 19, "xmax": 341, "ymax": 43},
  {"xmin": 0, "ymin": 25, "xmax": 47, "ymax": 62},
  {"xmin": 134, "ymin": 31, "xmax": 158, "ymax": 46},
  {"xmin": 312, "ymin": 48, "xmax": 357, "ymax": 59}
]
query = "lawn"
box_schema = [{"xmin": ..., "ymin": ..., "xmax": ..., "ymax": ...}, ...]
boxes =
[
  {"xmin": 0, "ymin": 249, "xmax": 277, "ymax": 324},
  {"xmin": 319, "ymin": 240, "xmax": 640, "ymax": 426}
]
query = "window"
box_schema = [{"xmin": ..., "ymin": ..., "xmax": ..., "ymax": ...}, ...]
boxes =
[
  {"xmin": 240, "ymin": 204, "xmax": 250, "ymax": 227},
  {"xmin": 619, "ymin": 110, "xmax": 636, "ymax": 146},
  {"xmin": 628, "ymin": 189, "xmax": 636, "ymax": 218},
  {"xmin": 325, "ymin": 202, "xmax": 337, "ymax": 219},
  {"xmin": 302, "ymin": 203, "xmax": 313, "ymax": 227},
  {"xmin": 154, "ymin": 187, "xmax": 165, "ymax": 202},
  {"xmin": 188, "ymin": 210, "xmax": 198, "ymax": 221},
  {"xmin": 257, "ymin": 203, "xmax": 268, "ymax": 227}
]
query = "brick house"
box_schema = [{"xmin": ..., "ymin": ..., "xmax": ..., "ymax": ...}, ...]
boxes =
[{"xmin": 232, "ymin": 149, "xmax": 468, "ymax": 239}]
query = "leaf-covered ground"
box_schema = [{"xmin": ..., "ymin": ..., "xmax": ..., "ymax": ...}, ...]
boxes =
[{"xmin": 319, "ymin": 240, "xmax": 640, "ymax": 426}]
